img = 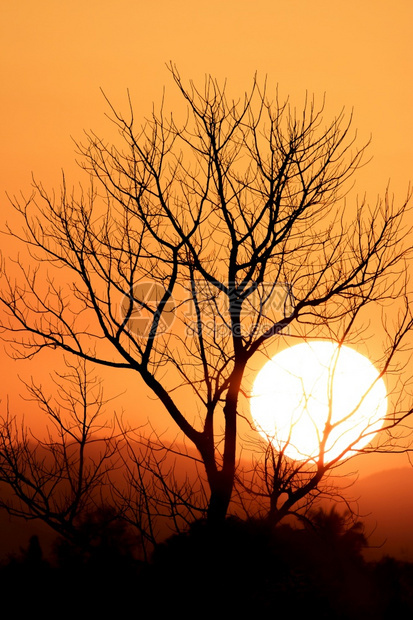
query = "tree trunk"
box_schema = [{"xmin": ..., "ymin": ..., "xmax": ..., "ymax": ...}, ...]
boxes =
[{"xmin": 206, "ymin": 470, "xmax": 234, "ymax": 526}]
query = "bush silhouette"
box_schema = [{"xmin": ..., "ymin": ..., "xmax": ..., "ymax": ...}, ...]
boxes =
[{"xmin": 149, "ymin": 514, "xmax": 396, "ymax": 617}]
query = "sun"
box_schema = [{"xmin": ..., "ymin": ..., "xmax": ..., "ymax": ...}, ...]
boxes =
[{"xmin": 250, "ymin": 341, "xmax": 388, "ymax": 462}]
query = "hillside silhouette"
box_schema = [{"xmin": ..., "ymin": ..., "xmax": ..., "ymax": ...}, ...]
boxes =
[
  {"xmin": 1, "ymin": 440, "xmax": 413, "ymax": 616},
  {"xmin": 352, "ymin": 467, "xmax": 413, "ymax": 562},
  {"xmin": 2, "ymin": 508, "xmax": 413, "ymax": 617},
  {"xmin": 1, "ymin": 436, "xmax": 413, "ymax": 562}
]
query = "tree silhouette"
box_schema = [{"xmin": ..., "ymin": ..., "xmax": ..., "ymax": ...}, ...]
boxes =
[
  {"xmin": 0, "ymin": 359, "xmax": 120, "ymax": 542},
  {"xmin": 1, "ymin": 64, "xmax": 412, "ymax": 525},
  {"xmin": 0, "ymin": 360, "xmax": 204, "ymax": 558},
  {"xmin": 110, "ymin": 422, "xmax": 208, "ymax": 559}
]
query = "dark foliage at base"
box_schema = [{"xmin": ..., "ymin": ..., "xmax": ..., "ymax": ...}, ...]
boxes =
[
  {"xmin": 149, "ymin": 517, "xmax": 404, "ymax": 618},
  {"xmin": 1, "ymin": 514, "xmax": 413, "ymax": 618}
]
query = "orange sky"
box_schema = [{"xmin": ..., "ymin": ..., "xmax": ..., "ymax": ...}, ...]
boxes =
[{"xmin": 1, "ymin": 1, "xmax": 413, "ymax": 477}]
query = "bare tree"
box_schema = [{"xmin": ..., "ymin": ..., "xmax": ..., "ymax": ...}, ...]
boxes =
[
  {"xmin": 233, "ymin": 429, "xmax": 366, "ymax": 527},
  {"xmin": 235, "ymin": 333, "xmax": 413, "ymax": 526},
  {"xmin": 0, "ymin": 359, "xmax": 204, "ymax": 558},
  {"xmin": 1, "ymin": 64, "xmax": 412, "ymax": 525},
  {"xmin": 111, "ymin": 425, "xmax": 208, "ymax": 560},
  {"xmin": 0, "ymin": 359, "xmax": 120, "ymax": 542}
]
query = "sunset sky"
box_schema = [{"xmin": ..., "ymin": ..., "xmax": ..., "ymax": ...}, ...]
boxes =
[{"xmin": 1, "ymin": 1, "xmax": 412, "ymax": 478}]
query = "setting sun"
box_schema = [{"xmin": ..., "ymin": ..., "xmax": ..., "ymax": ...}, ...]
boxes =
[{"xmin": 250, "ymin": 341, "xmax": 388, "ymax": 462}]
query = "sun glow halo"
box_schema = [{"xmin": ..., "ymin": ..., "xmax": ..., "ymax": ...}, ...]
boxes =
[{"xmin": 250, "ymin": 341, "xmax": 388, "ymax": 462}]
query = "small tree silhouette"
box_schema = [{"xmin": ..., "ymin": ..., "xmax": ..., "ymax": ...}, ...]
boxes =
[
  {"xmin": 310, "ymin": 506, "xmax": 367, "ymax": 557},
  {"xmin": 0, "ymin": 360, "xmax": 120, "ymax": 542},
  {"xmin": 0, "ymin": 360, "xmax": 204, "ymax": 558}
]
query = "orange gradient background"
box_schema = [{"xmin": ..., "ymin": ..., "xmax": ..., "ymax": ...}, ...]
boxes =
[{"xmin": 0, "ymin": 1, "xmax": 412, "ymax": 484}]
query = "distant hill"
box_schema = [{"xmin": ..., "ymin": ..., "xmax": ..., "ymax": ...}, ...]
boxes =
[
  {"xmin": 1, "ymin": 444, "xmax": 413, "ymax": 564},
  {"xmin": 352, "ymin": 467, "xmax": 413, "ymax": 562}
]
